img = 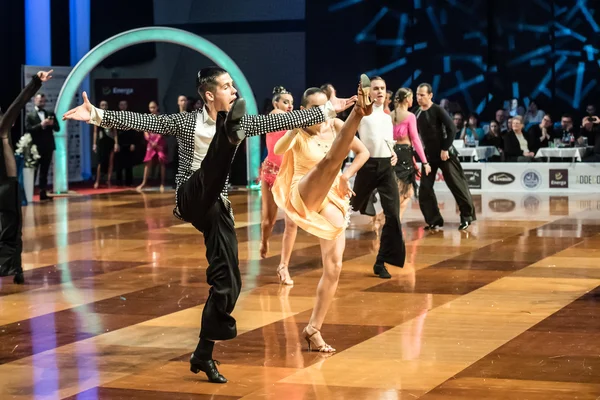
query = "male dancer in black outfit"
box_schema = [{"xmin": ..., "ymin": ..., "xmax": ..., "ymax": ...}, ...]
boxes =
[
  {"xmin": 63, "ymin": 67, "xmax": 354, "ymax": 383},
  {"xmin": 414, "ymin": 83, "xmax": 475, "ymax": 230},
  {"xmin": 0, "ymin": 70, "xmax": 54, "ymax": 284}
]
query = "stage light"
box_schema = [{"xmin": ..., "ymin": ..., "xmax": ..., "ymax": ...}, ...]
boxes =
[{"xmin": 54, "ymin": 27, "xmax": 258, "ymax": 194}]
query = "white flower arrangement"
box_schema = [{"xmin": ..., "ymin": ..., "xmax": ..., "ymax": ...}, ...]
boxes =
[{"xmin": 15, "ymin": 133, "xmax": 42, "ymax": 168}]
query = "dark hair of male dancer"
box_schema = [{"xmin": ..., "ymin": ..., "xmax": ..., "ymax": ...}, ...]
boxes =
[
  {"xmin": 414, "ymin": 83, "xmax": 475, "ymax": 230},
  {"xmin": 349, "ymin": 76, "xmax": 404, "ymax": 279},
  {"xmin": 0, "ymin": 70, "xmax": 54, "ymax": 284},
  {"xmin": 62, "ymin": 66, "xmax": 355, "ymax": 384}
]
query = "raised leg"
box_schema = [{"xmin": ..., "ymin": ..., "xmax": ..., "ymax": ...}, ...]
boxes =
[{"xmin": 298, "ymin": 108, "xmax": 365, "ymax": 211}]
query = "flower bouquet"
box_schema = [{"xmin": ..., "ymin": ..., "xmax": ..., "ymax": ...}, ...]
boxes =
[{"xmin": 15, "ymin": 133, "xmax": 41, "ymax": 168}]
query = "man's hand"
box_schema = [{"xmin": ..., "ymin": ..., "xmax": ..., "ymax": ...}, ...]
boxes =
[
  {"xmin": 41, "ymin": 118, "xmax": 53, "ymax": 127},
  {"xmin": 37, "ymin": 70, "xmax": 53, "ymax": 82},
  {"xmin": 330, "ymin": 95, "xmax": 357, "ymax": 113},
  {"xmin": 390, "ymin": 151, "xmax": 398, "ymax": 166},
  {"xmin": 114, "ymin": 144, "xmax": 120, "ymax": 153},
  {"xmin": 62, "ymin": 91, "xmax": 93, "ymax": 122},
  {"xmin": 129, "ymin": 144, "xmax": 135, "ymax": 152},
  {"xmin": 93, "ymin": 144, "xmax": 97, "ymax": 153},
  {"xmin": 593, "ymin": 116, "xmax": 600, "ymax": 124},
  {"xmin": 440, "ymin": 150, "xmax": 449, "ymax": 161}
]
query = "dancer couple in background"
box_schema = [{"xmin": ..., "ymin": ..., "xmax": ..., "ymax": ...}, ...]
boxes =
[
  {"xmin": 62, "ymin": 66, "xmax": 360, "ymax": 383},
  {"xmin": 360, "ymin": 82, "xmax": 476, "ymax": 232}
]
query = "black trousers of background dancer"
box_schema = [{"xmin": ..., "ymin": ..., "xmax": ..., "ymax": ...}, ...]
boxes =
[
  {"xmin": 418, "ymin": 148, "xmax": 475, "ymax": 226},
  {"xmin": 0, "ymin": 74, "xmax": 44, "ymax": 283},
  {"xmin": 350, "ymin": 157, "xmax": 405, "ymax": 267},
  {"xmin": 177, "ymin": 112, "xmax": 241, "ymax": 341}
]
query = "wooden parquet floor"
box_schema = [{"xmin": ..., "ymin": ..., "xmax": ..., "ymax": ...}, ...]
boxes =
[{"xmin": 1, "ymin": 189, "xmax": 600, "ymax": 399}]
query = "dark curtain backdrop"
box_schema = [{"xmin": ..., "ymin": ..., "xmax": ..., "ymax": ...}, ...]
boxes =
[{"xmin": 307, "ymin": 0, "xmax": 600, "ymax": 121}]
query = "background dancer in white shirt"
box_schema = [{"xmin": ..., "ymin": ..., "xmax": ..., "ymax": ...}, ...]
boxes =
[{"xmin": 349, "ymin": 76, "xmax": 404, "ymax": 279}]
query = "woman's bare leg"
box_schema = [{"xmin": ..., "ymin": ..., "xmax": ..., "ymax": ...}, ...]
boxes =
[
  {"xmin": 160, "ymin": 163, "xmax": 166, "ymax": 192},
  {"xmin": 260, "ymin": 179, "xmax": 278, "ymax": 258},
  {"xmin": 298, "ymin": 107, "xmax": 366, "ymax": 211},
  {"xmin": 303, "ymin": 204, "xmax": 345, "ymax": 351},
  {"xmin": 107, "ymin": 152, "xmax": 114, "ymax": 187},
  {"xmin": 94, "ymin": 164, "xmax": 101, "ymax": 189},
  {"xmin": 136, "ymin": 161, "xmax": 151, "ymax": 191},
  {"xmin": 399, "ymin": 186, "xmax": 414, "ymax": 220},
  {"xmin": 277, "ymin": 215, "xmax": 297, "ymax": 284}
]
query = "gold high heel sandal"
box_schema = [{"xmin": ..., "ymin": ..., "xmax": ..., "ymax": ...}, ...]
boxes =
[
  {"xmin": 360, "ymin": 74, "xmax": 372, "ymax": 106},
  {"xmin": 276, "ymin": 265, "xmax": 294, "ymax": 285},
  {"xmin": 302, "ymin": 326, "xmax": 336, "ymax": 353}
]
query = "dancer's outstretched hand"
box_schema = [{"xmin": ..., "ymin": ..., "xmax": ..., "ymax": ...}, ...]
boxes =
[
  {"xmin": 37, "ymin": 70, "xmax": 53, "ymax": 82},
  {"xmin": 62, "ymin": 92, "xmax": 93, "ymax": 122},
  {"xmin": 330, "ymin": 95, "xmax": 357, "ymax": 113}
]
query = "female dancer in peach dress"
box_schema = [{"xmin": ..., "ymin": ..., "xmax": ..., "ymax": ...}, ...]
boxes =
[
  {"xmin": 390, "ymin": 88, "xmax": 431, "ymax": 219},
  {"xmin": 259, "ymin": 87, "xmax": 297, "ymax": 285},
  {"xmin": 272, "ymin": 78, "xmax": 372, "ymax": 352}
]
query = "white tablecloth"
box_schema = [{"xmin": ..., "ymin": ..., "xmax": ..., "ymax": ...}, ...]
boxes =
[
  {"xmin": 534, "ymin": 147, "xmax": 588, "ymax": 162},
  {"xmin": 457, "ymin": 146, "xmax": 500, "ymax": 161}
]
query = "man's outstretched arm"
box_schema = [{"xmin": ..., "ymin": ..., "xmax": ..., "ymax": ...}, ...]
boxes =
[
  {"xmin": 240, "ymin": 97, "xmax": 356, "ymax": 137},
  {"xmin": 63, "ymin": 92, "xmax": 182, "ymax": 137}
]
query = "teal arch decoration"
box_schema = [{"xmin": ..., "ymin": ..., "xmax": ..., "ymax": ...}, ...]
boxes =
[{"xmin": 54, "ymin": 27, "xmax": 259, "ymax": 194}]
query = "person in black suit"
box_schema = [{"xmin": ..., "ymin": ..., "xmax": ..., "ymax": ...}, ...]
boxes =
[
  {"xmin": 526, "ymin": 114, "xmax": 554, "ymax": 154},
  {"xmin": 25, "ymin": 93, "xmax": 58, "ymax": 200}
]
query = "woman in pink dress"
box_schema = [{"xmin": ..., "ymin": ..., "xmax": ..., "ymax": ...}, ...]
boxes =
[
  {"xmin": 260, "ymin": 86, "xmax": 298, "ymax": 285},
  {"xmin": 137, "ymin": 101, "xmax": 167, "ymax": 192},
  {"xmin": 390, "ymin": 88, "xmax": 431, "ymax": 219}
]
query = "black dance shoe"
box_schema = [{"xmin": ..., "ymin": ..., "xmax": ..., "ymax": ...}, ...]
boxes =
[
  {"xmin": 426, "ymin": 219, "xmax": 444, "ymax": 230},
  {"xmin": 13, "ymin": 273, "xmax": 24, "ymax": 285},
  {"xmin": 458, "ymin": 221, "xmax": 471, "ymax": 231},
  {"xmin": 373, "ymin": 263, "xmax": 392, "ymax": 279},
  {"xmin": 190, "ymin": 354, "xmax": 228, "ymax": 384},
  {"xmin": 225, "ymin": 97, "xmax": 246, "ymax": 145}
]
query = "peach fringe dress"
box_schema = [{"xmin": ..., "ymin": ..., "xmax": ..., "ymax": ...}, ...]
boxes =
[{"xmin": 272, "ymin": 127, "xmax": 350, "ymax": 240}]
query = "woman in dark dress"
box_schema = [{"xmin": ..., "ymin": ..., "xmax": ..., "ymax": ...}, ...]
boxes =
[
  {"xmin": 0, "ymin": 70, "xmax": 54, "ymax": 284},
  {"xmin": 93, "ymin": 100, "xmax": 117, "ymax": 188}
]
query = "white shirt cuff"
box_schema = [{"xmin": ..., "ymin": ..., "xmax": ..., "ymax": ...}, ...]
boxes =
[
  {"xmin": 320, "ymin": 101, "xmax": 337, "ymax": 121},
  {"xmin": 89, "ymin": 106, "xmax": 104, "ymax": 126}
]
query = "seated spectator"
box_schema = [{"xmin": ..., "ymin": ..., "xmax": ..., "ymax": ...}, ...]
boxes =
[
  {"xmin": 453, "ymin": 112, "xmax": 466, "ymax": 139},
  {"xmin": 480, "ymin": 120, "xmax": 504, "ymax": 162},
  {"xmin": 527, "ymin": 114, "xmax": 554, "ymax": 154},
  {"xmin": 524, "ymin": 100, "xmax": 545, "ymax": 125},
  {"xmin": 580, "ymin": 115, "xmax": 600, "ymax": 162},
  {"xmin": 554, "ymin": 114, "xmax": 576, "ymax": 144},
  {"xmin": 503, "ymin": 116, "xmax": 536, "ymax": 162},
  {"xmin": 460, "ymin": 113, "xmax": 484, "ymax": 146}
]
